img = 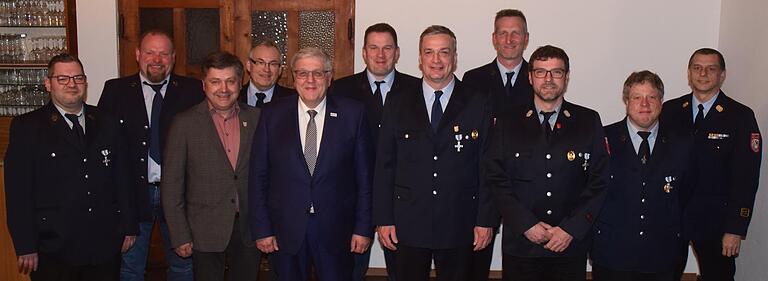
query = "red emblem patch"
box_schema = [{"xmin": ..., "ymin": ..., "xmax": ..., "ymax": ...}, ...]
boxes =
[
  {"xmin": 556, "ymin": 123, "xmax": 562, "ymax": 129},
  {"xmin": 604, "ymin": 137, "xmax": 611, "ymax": 155},
  {"xmin": 751, "ymin": 133, "xmax": 761, "ymax": 153}
]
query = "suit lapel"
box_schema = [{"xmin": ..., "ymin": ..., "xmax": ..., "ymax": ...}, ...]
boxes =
[
  {"xmin": 234, "ymin": 107, "xmax": 255, "ymax": 173},
  {"xmin": 128, "ymin": 75, "xmax": 151, "ymax": 126},
  {"xmin": 313, "ymin": 96, "xmax": 340, "ymax": 178},
  {"xmin": 488, "ymin": 59, "xmax": 505, "ymax": 94},
  {"xmin": 45, "ymin": 103, "xmax": 82, "ymax": 151},
  {"xmin": 287, "ymin": 96, "xmax": 311, "ymax": 176},
  {"xmin": 84, "ymin": 107, "xmax": 100, "ymax": 149},
  {"xmin": 438, "ymin": 79, "xmax": 468, "ymax": 132},
  {"xmin": 618, "ymin": 119, "xmax": 643, "ymax": 170}
]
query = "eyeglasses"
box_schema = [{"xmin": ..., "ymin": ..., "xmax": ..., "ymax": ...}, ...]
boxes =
[
  {"xmin": 531, "ymin": 68, "xmax": 566, "ymax": 79},
  {"xmin": 49, "ymin": 75, "xmax": 87, "ymax": 84},
  {"xmin": 293, "ymin": 70, "xmax": 330, "ymax": 80},
  {"xmin": 249, "ymin": 58, "xmax": 282, "ymax": 69}
]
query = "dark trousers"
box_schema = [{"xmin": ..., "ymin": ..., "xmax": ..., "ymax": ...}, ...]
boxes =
[
  {"xmin": 352, "ymin": 244, "xmax": 397, "ymax": 281},
  {"xmin": 502, "ymin": 255, "xmax": 586, "ymax": 281},
  {"xmin": 395, "ymin": 244, "xmax": 473, "ymax": 281},
  {"xmin": 272, "ymin": 216, "xmax": 353, "ymax": 281},
  {"xmin": 383, "ymin": 246, "xmax": 398, "ymax": 281},
  {"xmin": 592, "ymin": 263, "xmax": 674, "ymax": 281},
  {"xmin": 31, "ymin": 253, "xmax": 119, "ymax": 281},
  {"xmin": 468, "ymin": 233, "xmax": 496, "ymax": 281},
  {"xmin": 192, "ymin": 218, "xmax": 262, "ymax": 281},
  {"xmin": 677, "ymin": 239, "xmax": 736, "ymax": 281}
]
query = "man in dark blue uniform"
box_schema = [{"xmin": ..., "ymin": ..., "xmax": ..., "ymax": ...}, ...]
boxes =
[
  {"xmin": 373, "ymin": 25, "xmax": 496, "ymax": 281},
  {"xmin": 485, "ymin": 45, "xmax": 609, "ymax": 281},
  {"xmin": 329, "ymin": 22, "xmax": 419, "ymax": 281},
  {"xmin": 98, "ymin": 30, "xmax": 204, "ymax": 281},
  {"xmin": 5, "ymin": 54, "xmax": 137, "ymax": 281},
  {"xmin": 591, "ymin": 70, "xmax": 693, "ymax": 281},
  {"xmin": 461, "ymin": 10, "xmax": 533, "ymax": 280},
  {"xmin": 662, "ymin": 48, "xmax": 761, "ymax": 281},
  {"xmin": 463, "ymin": 9, "xmax": 533, "ymax": 115}
]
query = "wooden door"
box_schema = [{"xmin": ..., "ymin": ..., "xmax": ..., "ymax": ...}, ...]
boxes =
[{"xmin": 118, "ymin": 0, "xmax": 355, "ymax": 84}]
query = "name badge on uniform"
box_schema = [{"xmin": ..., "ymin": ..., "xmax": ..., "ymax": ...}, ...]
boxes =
[
  {"xmin": 708, "ymin": 133, "xmax": 730, "ymax": 139},
  {"xmin": 663, "ymin": 176, "xmax": 675, "ymax": 193},
  {"xmin": 101, "ymin": 149, "xmax": 111, "ymax": 166}
]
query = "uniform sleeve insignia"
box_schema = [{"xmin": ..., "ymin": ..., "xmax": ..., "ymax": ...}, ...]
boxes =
[
  {"xmin": 555, "ymin": 123, "xmax": 562, "ymax": 129},
  {"xmin": 740, "ymin": 208, "xmax": 751, "ymax": 218},
  {"xmin": 751, "ymin": 133, "xmax": 761, "ymax": 153},
  {"xmin": 604, "ymin": 137, "xmax": 611, "ymax": 155}
]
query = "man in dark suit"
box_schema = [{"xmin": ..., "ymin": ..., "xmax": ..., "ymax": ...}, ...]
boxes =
[
  {"xmin": 662, "ymin": 48, "xmax": 761, "ymax": 281},
  {"xmin": 328, "ymin": 22, "xmax": 419, "ymax": 281},
  {"xmin": 484, "ymin": 45, "xmax": 609, "ymax": 281},
  {"xmin": 249, "ymin": 47, "xmax": 374, "ymax": 281},
  {"xmin": 591, "ymin": 71, "xmax": 693, "ymax": 281},
  {"xmin": 373, "ymin": 25, "xmax": 496, "ymax": 281},
  {"xmin": 162, "ymin": 52, "xmax": 262, "ymax": 281},
  {"xmin": 98, "ymin": 30, "xmax": 204, "ymax": 281},
  {"xmin": 239, "ymin": 40, "xmax": 297, "ymax": 107},
  {"xmin": 5, "ymin": 54, "xmax": 137, "ymax": 280},
  {"xmin": 461, "ymin": 9, "xmax": 532, "ymax": 280},
  {"xmin": 463, "ymin": 9, "xmax": 533, "ymax": 116}
]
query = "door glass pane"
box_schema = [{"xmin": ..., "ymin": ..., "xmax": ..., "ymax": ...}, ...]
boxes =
[
  {"xmin": 139, "ymin": 8, "xmax": 173, "ymax": 37},
  {"xmin": 299, "ymin": 10, "xmax": 335, "ymax": 58},
  {"xmin": 251, "ymin": 11, "xmax": 288, "ymax": 63},
  {"xmin": 185, "ymin": 8, "xmax": 219, "ymax": 65}
]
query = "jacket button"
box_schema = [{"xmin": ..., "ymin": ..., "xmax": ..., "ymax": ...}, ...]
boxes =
[
  {"xmin": 545, "ymin": 154, "xmax": 551, "ymax": 159},
  {"xmin": 432, "ymin": 190, "xmax": 437, "ymax": 195},
  {"xmin": 144, "ymin": 125, "xmax": 149, "ymax": 129},
  {"xmin": 51, "ymin": 153, "xmax": 56, "ymax": 157},
  {"xmin": 546, "ymin": 192, "xmax": 552, "ymax": 197},
  {"xmin": 433, "ymin": 172, "xmax": 438, "ymax": 178},
  {"xmin": 641, "ymin": 198, "xmax": 645, "ymax": 203},
  {"xmin": 84, "ymin": 174, "xmax": 89, "ymax": 179},
  {"xmin": 141, "ymin": 141, "xmax": 147, "ymax": 146},
  {"xmin": 639, "ymin": 231, "xmax": 644, "ymax": 236},
  {"xmin": 140, "ymin": 158, "xmax": 145, "ymax": 162},
  {"xmin": 640, "ymin": 215, "xmax": 645, "ymax": 219},
  {"xmin": 546, "ymin": 210, "xmax": 552, "ymax": 215},
  {"xmin": 83, "ymin": 158, "xmax": 87, "ymax": 162},
  {"xmin": 119, "ymin": 119, "xmax": 124, "ymax": 124},
  {"xmin": 515, "ymin": 153, "xmax": 520, "ymax": 158},
  {"xmin": 546, "ymin": 173, "xmax": 552, "ymax": 178},
  {"xmin": 433, "ymin": 156, "xmax": 438, "ymax": 161}
]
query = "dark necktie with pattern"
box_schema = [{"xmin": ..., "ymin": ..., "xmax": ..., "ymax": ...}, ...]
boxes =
[
  {"xmin": 65, "ymin": 113, "xmax": 85, "ymax": 148},
  {"xmin": 144, "ymin": 80, "xmax": 166, "ymax": 164},
  {"xmin": 505, "ymin": 71, "xmax": 515, "ymax": 96},
  {"xmin": 540, "ymin": 110, "xmax": 555, "ymax": 141},
  {"xmin": 694, "ymin": 104, "xmax": 705, "ymax": 131},
  {"xmin": 255, "ymin": 92, "xmax": 266, "ymax": 107},
  {"xmin": 638, "ymin": 131, "xmax": 651, "ymax": 165},
  {"xmin": 431, "ymin": 90, "xmax": 444, "ymax": 132},
  {"xmin": 373, "ymin": 81, "xmax": 385, "ymax": 111}
]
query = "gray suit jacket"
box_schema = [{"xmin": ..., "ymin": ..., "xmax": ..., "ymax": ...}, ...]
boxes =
[{"xmin": 162, "ymin": 101, "xmax": 261, "ymax": 252}]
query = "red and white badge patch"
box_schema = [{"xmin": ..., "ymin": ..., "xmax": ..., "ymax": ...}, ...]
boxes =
[{"xmin": 750, "ymin": 133, "xmax": 761, "ymax": 153}]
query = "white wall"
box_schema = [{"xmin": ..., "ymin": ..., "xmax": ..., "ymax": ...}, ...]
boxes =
[
  {"xmin": 356, "ymin": 0, "xmax": 722, "ymax": 272},
  {"xmin": 76, "ymin": 0, "xmax": 119, "ymax": 105},
  {"xmin": 718, "ymin": 1, "xmax": 768, "ymax": 281}
]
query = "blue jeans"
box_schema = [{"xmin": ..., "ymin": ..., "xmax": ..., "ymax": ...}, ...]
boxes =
[{"xmin": 120, "ymin": 185, "xmax": 193, "ymax": 281}]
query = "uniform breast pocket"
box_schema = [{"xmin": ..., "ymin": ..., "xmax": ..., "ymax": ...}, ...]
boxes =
[
  {"xmin": 510, "ymin": 151, "xmax": 534, "ymax": 181},
  {"xmin": 705, "ymin": 133, "xmax": 733, "ymax": 156},
  {"xmin": 396, "ymin": 130, "xmax": 425, "ymax": 162}
]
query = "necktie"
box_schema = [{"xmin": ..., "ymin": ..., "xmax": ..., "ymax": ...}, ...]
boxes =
[
  {"xmin": 65, "ymin": 113, "xmax": 85, "ymax": 148},
  {"xmin": 694, "ymin": 104, "xmax": 705, "ymax": 130},
  {"xmin": 431, "ymin": 90, "xmax": 444, "ymax": 132},
  {"xmin": 304, "ymin": 110, "xmax": 318, "ymax": 176},
  {"xmin": 373, "ymin": 81, "xmax": 385, "ymax": 110},
  {"xmin": 255, "ymin": 92, "xmax": 266, "ymax": 108},
  {"xmin": 638, "ymin": 131, "xmax": 651, "ymax": 165},
  {"xmin": 144, "ymin": 81, "xmax": 166, "ymax": 164},
  {"xmin": 505, "ymin": 71, "xmax": 515, "ymax": 96},
  {"xmin": 540, "ymin": 111, "xmax": 555, "ymax": 141}
]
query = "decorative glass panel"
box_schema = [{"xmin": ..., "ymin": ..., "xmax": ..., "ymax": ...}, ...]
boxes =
[
  {"xmin": 251, "ymin": 11, "xmax": 288, "ymax": 63},
  {"xmin": 185, "ymin": 8, "xmax": 220, "ymax": 65},
  {"xmin": 299, "ymin": 10, "xmax": 335, "ymax": 58},
  {"xmin": 139, "ymin": 8, "xmax": 173, "ymax": 37}
]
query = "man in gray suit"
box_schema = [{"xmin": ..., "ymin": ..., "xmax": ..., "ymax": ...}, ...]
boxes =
[{"xmin": 162, "ymin": 51, "xmax": 261, "ymax": 281}]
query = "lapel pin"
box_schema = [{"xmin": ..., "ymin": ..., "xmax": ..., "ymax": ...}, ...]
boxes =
[
  {"xmin": 330, "ymin": 112, "xmax": 338, "ymax": 117},
  {"xmin": 50, "ymin": 114, "xmax": 59, "ymax": 123},
  {"xmin": 243, "ymin": 121, "xmax": 247, "ymax": 127},
  {"xmin": 471, "ymin": 129, "xmax": 479, "ymax": 140},
  {"xmin": 526, "ymin": 110, "xmax": 533, "ymax": 118},
  {"xmin": 453, "ymin": 125, "xmax": 460, "ymax": 133},
  {"xmin": 715, "ymin": 105, "xmax": 724, "ymax": 112},
  {"xmin": 682, "ymin": 101, "xmax": 689, "ymax": 108},
  {"xmin": 563, "ymin": 110, "xmax": 571, "ymax": 118},
  {"xmin": 567, "ymin": 150, "xmax": 576, "ymax": 161},
  {"xmin": 556, "ymin": 123, "xmax": 562, "ymax": 129},
  {"xmin": 101, "ymin": 149, "xmax": 111, "ymax": 166}
]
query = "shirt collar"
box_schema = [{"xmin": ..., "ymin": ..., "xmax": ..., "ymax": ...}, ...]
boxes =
[
  {"xmin": 298, "ymin": 95, "xmax": 327, "ymax": 113},
  {"xmin": 54, "ymin": 103, "xmax": 84, "ymax": 118},
  {"xmin": 139, "ymin": 73, "xmax": 170, "ymax": 89},
  {"xmin": 208, "ymin": 102, "xmax": 240, "ymax": 119},
  {"xmin": 496, "ymin": 59, "xmax": 523, "ymax": 86},
  {"xmin": 366, "ymin": 69, "xmax": 395, "ymax": 88},
  {"xmin": 692, "ymin": 91, "xmax": 720, "ymax": 117},
  {"xmin": 422, "ymin": 77, "xmax": 456, "ymax": 100}
]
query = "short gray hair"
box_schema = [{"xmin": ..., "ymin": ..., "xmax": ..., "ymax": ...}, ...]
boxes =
[{"xmin": 290, "ymin": 47, "xmax": 332, "ymax": 72}]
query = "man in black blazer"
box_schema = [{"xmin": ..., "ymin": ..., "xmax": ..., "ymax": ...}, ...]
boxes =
[
  {"xmin": 591, "ymin": 71, "xmax": 693, "ymax": 281},
  {"xmin": 98, "ymin": 30, "xmax": 204, "ymax": 281},
  {"xmin": 329, "ymin": 23, "xmax": 418, "ymax": 281},
  {"xmin": 373, "ymin": 25, "xmax": 496, "ymax": 281},
  {"xmin": 463, "ymin": 9, "xmax": 533, "ymax": 116},
  {"xmin": 239, "ymin": 40, "xmax": 297, "ymax": 107},
  {"xmin": 484, "ymin": 45, "xmax": 609, "ymax": 281},
  {"xmin": 5, "ymin": 54, "xmax": 137, "ymax": 280},
  {"xmin": 461, "ymin": 9, "xmax": 532, "ymax": 280},
  {"xmin": 662, "ymin": 48, "xmax": 761, "ymax": 281}
]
